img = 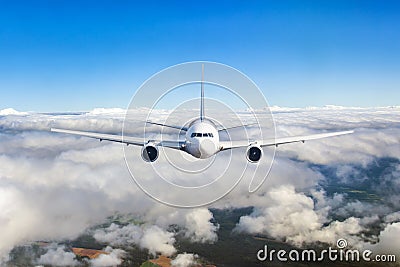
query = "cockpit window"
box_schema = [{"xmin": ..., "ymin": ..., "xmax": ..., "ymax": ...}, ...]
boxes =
[{"xmin": 191, "ymin": 133, "xmax": 214, "ymax": 138}]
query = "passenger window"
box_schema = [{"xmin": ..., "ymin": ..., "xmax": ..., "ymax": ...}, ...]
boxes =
[{"xmin": 191, "ymin": 133, "xmax": 196, "ymax": 138}]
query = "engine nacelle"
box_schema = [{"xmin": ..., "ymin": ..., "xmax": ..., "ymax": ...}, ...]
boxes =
[
  {"xmin": 141, "ymin": 143, "xmax": 159, "ymax": 162},
  {"xmin": 246, "ymin": 144, "xmax": 262, "ymax": 163}
]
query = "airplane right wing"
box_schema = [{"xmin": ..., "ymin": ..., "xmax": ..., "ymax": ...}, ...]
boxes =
[
  {"xmin": 51, "ymin": 128, "xmax": 145, "ymax": 145},
  {"xmin": 261, "ymin": 130, "xmax": 354, "ymax": 147},
  {"xmin": 219, "ymin": 130, "xmax": 354, "ymax": 150},
  {"xmin": 217, "ymin": 123, "xmax": 258, "ymax": 132},
  {"xmin": 145, "ymin": 121, "xmax": 188, "ymax": 132}
]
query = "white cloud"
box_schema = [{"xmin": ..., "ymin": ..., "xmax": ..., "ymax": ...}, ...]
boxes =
[
  {"xmin": 37, "ymin": 245, "xmax": 79, "ymax": 266},
  {"xmin": 0, "ymin": 108, "xmax": 28, "ymax": 116},
  {"xmin": 272, "ymin": 107, "xmax": 400, "ymax": 165},
  {"xmin": 363, "ymin": 222, "xmax": 400, "ymax": 259},
  {"xmin": 235, "ymin": 185, "xmax": 364, "ymax": 247},
  {"xmin": 235, "ymin": 185, "xmax": 320, "ymax": 237},
  {"xmin": 89, "ymin": 246, "xmax": 125, "ymax": 267},
  {"xmin": 87, "ymin": 108, "xmax": 126, "ymax": 116},
  {"xmin": 171, "ymin": 253, "xmax": 198, "ymax": 267},
  {"xmin": 184, "ymin": 209, "xmax": 218, "ymax": 243},
  {"xmin": 93, "ymin": 223, "xmax": 142, "ymax": 246},
  {"xmin": 384, "ymin": 211, "xmax": 400, "ymax": 223},
  {"xmin": 94, "ymin": 224, "xmax": 176, "ymax": 256},
  {"xmin": 140, "ymin": 225, "xmax": 176, "ymax": 256}
]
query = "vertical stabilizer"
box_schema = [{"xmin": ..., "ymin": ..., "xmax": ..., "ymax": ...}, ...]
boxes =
[{"xmin": 200, "ymin": 64, "xmax": 205, "ymax": 121}]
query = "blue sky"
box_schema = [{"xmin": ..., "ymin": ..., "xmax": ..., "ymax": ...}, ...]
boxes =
[{"xmin": 0, "ymin": 0, "xmax": 399, "ymax": 112}]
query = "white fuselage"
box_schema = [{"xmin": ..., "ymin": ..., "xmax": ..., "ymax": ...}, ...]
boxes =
[{"xmin": 185, "ymin": 119, "xmax": 220, "ymax": 159}]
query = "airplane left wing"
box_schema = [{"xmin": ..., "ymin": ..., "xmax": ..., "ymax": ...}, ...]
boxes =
[
  {"xmin": 261, "ymin": 130, "xmax": 354, "ymax": 147},
  {"xmin": 50, "ymin": 128, "xmax": 185, "ymax": 149},
  {"xmin": 219, "ymin": 130, "xmax": 354, "ymax": 150}
]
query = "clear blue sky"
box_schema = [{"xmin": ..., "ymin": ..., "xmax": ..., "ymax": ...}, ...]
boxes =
[{"xmin": 1, "ymin": 0, "xmax": 399, "ymax": 112}]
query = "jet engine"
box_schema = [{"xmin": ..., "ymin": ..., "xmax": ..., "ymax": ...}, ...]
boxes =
[
  {"xmin": 141, "ymin": 143, "xmax": 159, "ymax": 162},
  {"xmin": 246, "ymin": 144, "xmax": 262, "ymax": 163}
]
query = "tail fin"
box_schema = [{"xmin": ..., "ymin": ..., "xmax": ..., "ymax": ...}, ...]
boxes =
[{"xmin": 200, "ymin": 64, "xmax": 205, "ymax": 121}]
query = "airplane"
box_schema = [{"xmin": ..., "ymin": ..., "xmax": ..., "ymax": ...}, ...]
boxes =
[{"xmin": 51, "ymin": 66, "xmax": 353, "ymax": 163}]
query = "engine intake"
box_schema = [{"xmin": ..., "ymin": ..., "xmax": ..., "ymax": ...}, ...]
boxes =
[
  {"xmin": 141, "ymin": 144, "xmax": 159, "ymax": 162},
  {"xmin": 246, "ymin": 144, "xmax": 262, "ymax": 163}
]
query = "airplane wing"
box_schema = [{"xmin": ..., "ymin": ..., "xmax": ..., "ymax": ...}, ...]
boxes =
[
  {"xmin": 50, "ymin": 128, "xmax": 185, "ymax": 149},
  {"xmin": 217, "ymin": 123, "xmax": 258, "ymax": 132},
  {"xmin": 219, "ymin": 130, "xmax": 354, "ymax": 150},
  {"xmin": 146, "ymin": 121, "xmax": 188, "ymax": 132}
]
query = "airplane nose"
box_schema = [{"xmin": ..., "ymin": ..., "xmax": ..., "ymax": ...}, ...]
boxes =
[{"xmin": 199, "ymin": 139, "xmax": 216, "ymax": 158}]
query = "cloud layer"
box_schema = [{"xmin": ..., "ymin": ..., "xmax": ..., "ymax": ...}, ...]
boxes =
[{"xmin": 0, "ymin": 106, "xmax": 399, "ymax": 264}]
